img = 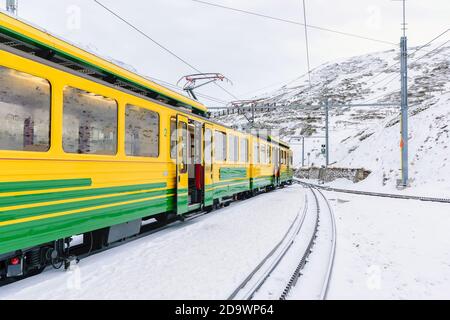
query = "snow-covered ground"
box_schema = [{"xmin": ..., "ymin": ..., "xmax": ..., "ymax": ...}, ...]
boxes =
[
  {"xmin": 326, "ymin": 190, "xmax": 450, "ymax": 299},
  {"xmin": 0, "ymin": 186, "xmax": 305, "ymax": 300},
  {"xmin": 1, "ymin": 185, "xmax": 449, "ymax": 300}
]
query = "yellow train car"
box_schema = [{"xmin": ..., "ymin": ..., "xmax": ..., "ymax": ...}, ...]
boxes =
[{"xmin": 0, "ymin": 12, "xmax": 293, "ymax": 281}]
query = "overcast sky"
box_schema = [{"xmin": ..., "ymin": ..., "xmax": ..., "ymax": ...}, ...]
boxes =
[{"xmin": 2, "ymin": 0, "xmax": 449, "ymax": 106}]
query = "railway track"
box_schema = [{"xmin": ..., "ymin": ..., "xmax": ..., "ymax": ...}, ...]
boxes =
[
  {"xmin": 297, "ymin": 179, "xmax": 450, "ymax": 203},
  {"xmin": 227, "ymin": 185, "xmax": 336, "ymax": 300},
  {"xmin": 227, "ymin": 193, "xmax": 309, "ymax": 300}
]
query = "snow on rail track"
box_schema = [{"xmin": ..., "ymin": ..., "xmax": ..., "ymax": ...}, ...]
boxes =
[
  {"xmin": 230, "ymin": 184, "xmax": 337, "ymax": 300},
  {"xmin": 283, "ymin": 187, "xmax": 336, "ymax": 300},
  {"xmin": 227, "ymin": 193, "xmax": 309, "ymax": 300},
  {"xmin": 0, "ymin": 185, "xmax": 305, "ymax": 300}
]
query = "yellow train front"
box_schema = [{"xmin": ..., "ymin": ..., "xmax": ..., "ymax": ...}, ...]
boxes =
[{"xmin": 0, "ymin": 12, "xmax": 293, "ymax": 282}]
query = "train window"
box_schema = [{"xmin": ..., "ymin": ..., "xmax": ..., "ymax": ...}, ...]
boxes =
[
  {"xmin": 253, "ymin": 141, "xmax": 260, "ymax": 164},
  {"xmin": 215, "ymin": 131, "xmax": 227, "ymax": 161},
  {"xmin": 234, "ymin": 136, "xmax": 239, "ymax": 162},
  {"xmin": 170, "ymin": 118, "xmax": 176, "ymax": 159},
  {"xmin": 261, "ymin": 144, "xmax": 267, "ymax": 164},
  {"xmin": 205, "ymin": 128, "xmax": 212, "ymax": 164},
  {"xmin": 273, "ymin": 146, "xmax": 277, "ymax": 165},
  {"xmin": 125, "ymin": 104, "xmax": 159, "ymax": 157},
  {"xmin": 228, "ymin": 135, "xmax": 235, "ymax": 162},
  {"xmin": 268, "ymin": 146, "xmax": 272, "ymax": 164},
  {"xmin": 240, "ymin": 138, "xmax": 248, "ymax": 163},
  {"xmin": 63, "ymin": 87, "xmax": 117, "ymax": 155},
  {"xmin": 179, "ymin": 121, "xmax": 188, "ymax": 173},
  {"xmin": 228, "ymin": 135, "xmax": 238, "ymax": 162},
  {"xmin": 0, "ymin": 66, "xmax": 51, "ymax": 152}
]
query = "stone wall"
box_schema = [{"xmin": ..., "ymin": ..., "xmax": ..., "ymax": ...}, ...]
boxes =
[{"xmin": 296, "ymin": 167, "xmax": 371, "ymax": 183}]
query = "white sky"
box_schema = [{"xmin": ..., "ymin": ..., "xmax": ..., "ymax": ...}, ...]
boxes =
[{"xmin": 2, "ymin": 0, "xmax": 449, "ymax": 106}]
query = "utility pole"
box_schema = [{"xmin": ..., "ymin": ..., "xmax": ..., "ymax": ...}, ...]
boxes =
[
  {"xmin": 399, "ymin": 0, "xmax": 409, "ymax": 187},
  {"xmin": 325, "ymin": 99, "xmax": 330, "ymax": 167},
  {"xmin": 301, "ymin": 0, "xmax": 312, "ymax": 89},
  {"xmin": 6, "ymin": 0, "xmax": 18, "ymax": 16},
  {"xmin": 302, "ymin": 136, "xmax": 305, "ymax": 167}
]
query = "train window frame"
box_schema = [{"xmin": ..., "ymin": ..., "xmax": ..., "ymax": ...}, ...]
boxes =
[
  {"xmin": 125, "ymin": 104, "xmax": 160, "ymax": 158},
  {"xmin": 214, "ymin": 130, "xmax": 227, "ymax": 162},
  {"xmin": 170, "ymin": 117, "xmax": 177, "ymax": 159},
  {"xmin": 228, "ymin": 134, "xmax": 239, "ymax": 163},
  {"xmin": 178, "ymin": 121, "xmax": 188, "ymax": 174},
  {"xmin": 253, "ymin": 141, "xmax": 260, "ymax": 164},
  {"xmin": 0, "ymin": 66, "xmax": 52, "ymax": 153},
  {"xmin": 62, "ymin": 86, "xmax": 118, "ymax": 156},
  {"xmin": 205, "ymin": 128, "xmax": 212, "ymax": 165},
  {"xmin": 240, "ymin": 137, "xmax": 248, "ymax": 163},
  {"xmin": 261, "ymin": 143, "xmax": 267, "ymax": 164}
]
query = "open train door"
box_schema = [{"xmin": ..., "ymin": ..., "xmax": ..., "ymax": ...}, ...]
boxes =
[
  {"xmin": 176, "ymin": 114, "xmax": 189, "ymax": 215},
  {"xmin": 203, "ymin": 123, "xmax": 214, "ymax": 208}
]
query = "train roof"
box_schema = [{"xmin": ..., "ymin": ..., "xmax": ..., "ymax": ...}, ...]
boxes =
[
  {"xmin": 267, "ymin": 136, "xmax": 291, "ymax": 149},
  {"xmin": 0, "ymin": 11, "xmax": 208, "ymax": 116}
]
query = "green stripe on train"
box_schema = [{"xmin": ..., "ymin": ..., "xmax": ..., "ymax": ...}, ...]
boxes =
[
  {"xmin": 0, "ymin": 194, "xmax": 175, "ymax": 255},
  {"xmin": 0, "ymin": 188, "xmax": 172, "ymax": 223},
  {"xmin": 0, "ymin": 182, "xmax": 166, "ymax": 207},
  {"xmin": 219, "ymin": 167, "xmax": 248, "ymax": 180},
  {"xmin": 251, "ymin": 176, "xmax": 274, "ymax": 189},
  {"xmin": 0, "ymin": 178, "xmax": 92, "ymax": 193}
]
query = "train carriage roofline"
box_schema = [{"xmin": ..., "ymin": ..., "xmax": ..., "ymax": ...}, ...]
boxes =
[
  {"xmin": 0, "ymin": 12, "xmax": 290, "ymax": 146},
  {"xmin": 0, "ymin": 11, "xmax": 207, "ymax": 116},
  {"xmin": 267, "ymin": 135, "xmax": 290, "ymax": 149},
  {"xmin": 0, "ymin": 38, "xmax": 280, "ymax": 147}
]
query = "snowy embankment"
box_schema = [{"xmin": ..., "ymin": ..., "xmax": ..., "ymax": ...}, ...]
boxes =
[
  {"xmin": 302, "ymin": 90, "xmax": 450, "ymax": 197},
  {"xmin": 0, "ymin": 186, "xmax": 305, "ymax": 300},
  {"xmin": 325, "ymin": 190, "xmax": 450, "ymax": 299}
]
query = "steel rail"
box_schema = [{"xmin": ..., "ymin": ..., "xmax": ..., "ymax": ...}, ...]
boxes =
[
  {"xmin": 296, "ymin": 179, "xmax": 450, "ymax": 203},
  {"xmin": 227, "ymin": 193, "xmax": 308, "ymax": 300},
  {"xmin": 315, "ymin": 188, "xmax": 337, "ymax": 300},
  {"xmin": 279, "ymin": 185, "xmax": 336, "ymax": 300},
  {"xmin": 279, "ymin": 186, "xmax": 319, "ymax": 300}
]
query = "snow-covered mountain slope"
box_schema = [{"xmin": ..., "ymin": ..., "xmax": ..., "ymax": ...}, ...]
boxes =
[{"xmin": 216, "ymin": 45, "xmax": 450, "ymax": 191}]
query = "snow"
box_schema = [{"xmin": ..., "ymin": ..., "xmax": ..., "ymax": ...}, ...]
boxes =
[
  {"xmin": 325, "ymin": 190, "xmax": 450, "ymax": 299},
  {"xmin": 288, "ymin": 189, "xmax": 335, "ymax": 300},
  {"xmin": 251, "ymin": 189, "xmax": 318, "ymax": 300},
  {"xmin": 0, "ymin": 186, "xmax": 305, "ymax": 300}
]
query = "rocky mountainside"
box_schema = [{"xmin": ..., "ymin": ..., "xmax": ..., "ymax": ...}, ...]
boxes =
[{"xmin": 215, "ymin": 44, "xmax": 450, "ymax": 191}]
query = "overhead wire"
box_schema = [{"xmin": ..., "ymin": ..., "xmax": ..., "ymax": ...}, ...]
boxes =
[
  {"xmin": 93, "ymin": 0, "xmax": 239, "ymax": 101},
  {"xmin": 301, "ymin": 0, "xmax": 312, "ymax": 89},
  {"xmin": 191, "ymin": 0, "xmax": 397, "ymax": 45}
]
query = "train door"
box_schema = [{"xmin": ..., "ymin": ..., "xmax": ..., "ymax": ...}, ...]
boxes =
[
  {"xmin": 204, "ymin": 123, "xmax": 214, "ymax": 207},
  {"xmin": 274, "ymin": 146, "xmax": 280, "ymax": 186},
  {"xmin": 176, "ymin": 115, "xmax": 189, "ymax": 215},
  {"xmin": 188, "ymin": 120, "xmax": 203, "ymax": 209}
]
